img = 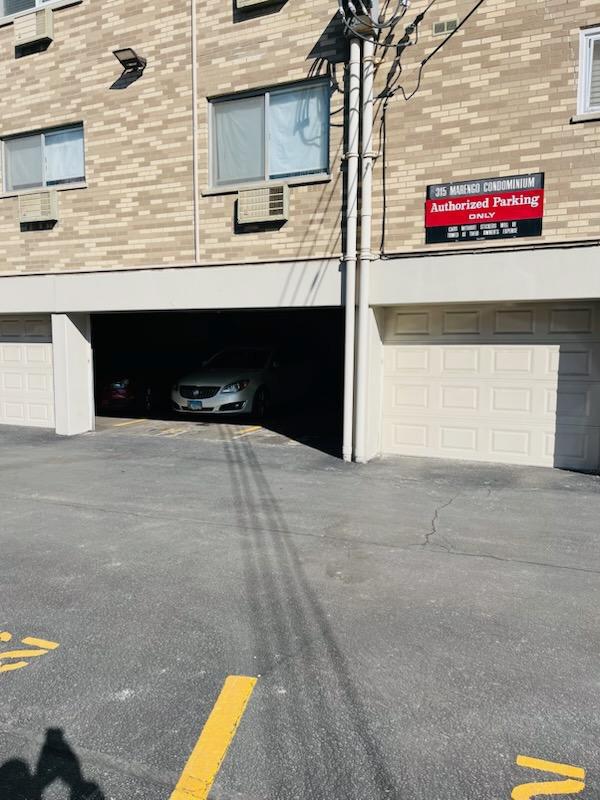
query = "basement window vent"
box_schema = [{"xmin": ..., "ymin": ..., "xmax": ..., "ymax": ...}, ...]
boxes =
[
  {"xmin": 14, "ymin": 7, "xmax": 53, "ymax": 50},
  {"xmin": 237, "ymin": 185, "xmax": 289, "ymax": 224},
  {"xmin": 433, "ymin": 18, "xmax": 458, "ymax": 36},
  {"xmin": 18, "ymin": 190, "xmax": 59, "ymax": 224}
]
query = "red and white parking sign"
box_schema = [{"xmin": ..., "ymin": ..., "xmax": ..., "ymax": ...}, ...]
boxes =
[{"xmin": 425, "ymin": 173, "xmax": 544, "ymax": 244}]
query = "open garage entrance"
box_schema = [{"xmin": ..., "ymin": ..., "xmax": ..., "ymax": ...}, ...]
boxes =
[{"xmin": 91, "ymin": 308, "xmax": 344, "ymax": 455}]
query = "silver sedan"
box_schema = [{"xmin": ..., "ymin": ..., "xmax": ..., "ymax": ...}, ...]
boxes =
[{"xmin": 171, "ymin": 347, "xmax": 279, "ymax": 417}]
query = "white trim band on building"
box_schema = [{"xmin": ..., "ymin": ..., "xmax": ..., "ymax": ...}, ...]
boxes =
[
  {"xmin": 0, "ymin": 259, "xmax": 343, "ymax": 314},
  {"xmin": 370, "ymin": 245, "xmax": 600, "ymax": 307}
]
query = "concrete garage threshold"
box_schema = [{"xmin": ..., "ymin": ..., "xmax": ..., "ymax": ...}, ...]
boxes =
[{"xmin": 0, "ymin": 425, "xmax": 599, "ymax": 799}]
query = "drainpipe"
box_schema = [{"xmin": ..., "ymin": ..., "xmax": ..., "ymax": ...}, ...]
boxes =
[
  {"xmin": 191, "ymin": 0, "xmax": 200, "ymax": 262},
  {"xmin": 354, "ymin": 33, "xmax": 375, "ymax": 463},
  {"xmin": 342, "ymin": 37, "xmax": 361, "ymax": 462}
]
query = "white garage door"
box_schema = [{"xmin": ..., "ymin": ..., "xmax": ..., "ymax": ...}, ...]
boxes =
[
  {"xmin": 0, "ymin": 315, "xmax": 55, "ymax": 428},
  {"xmin": 382, "ymin": 303, "xmax": 600, "ymax": 471}
]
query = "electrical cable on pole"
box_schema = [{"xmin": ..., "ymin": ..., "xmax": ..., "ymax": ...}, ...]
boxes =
[{"xmin": 339, "ymin": 0, "xmax": 487, "ymax": 458}]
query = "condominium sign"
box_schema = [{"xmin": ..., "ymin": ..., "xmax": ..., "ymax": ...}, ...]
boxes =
[{"xmin": 425, "ymin": 173, "xmax": 544, "ymax": 244}]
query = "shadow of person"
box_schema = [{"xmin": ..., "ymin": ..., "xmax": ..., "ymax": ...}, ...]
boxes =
[
  {"xmin": 0, "ymin": 758, "xmax": 37, "ymax": 800},
  {"xmin": 0, "ymin": 729, "xmax": 104, "ymax": 800},
  {"xmin": 35, "ymin": 729, "xmax": 104, "ymax": 800}
]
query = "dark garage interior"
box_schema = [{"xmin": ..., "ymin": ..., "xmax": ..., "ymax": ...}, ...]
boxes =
[{"xmin": 91, "ymin": 308, "xmax": 344, "ymax": 454}]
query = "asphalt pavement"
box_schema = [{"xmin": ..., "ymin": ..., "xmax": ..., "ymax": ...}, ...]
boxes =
[{"xmin": 0, "ymin": 424, "xmax": 599, "ymax": 800}]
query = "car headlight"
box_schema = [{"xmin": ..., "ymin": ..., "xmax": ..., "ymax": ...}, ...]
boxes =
[{"xmin": 222, "ymin": 379, "xmax": 250, "ymax": 394}]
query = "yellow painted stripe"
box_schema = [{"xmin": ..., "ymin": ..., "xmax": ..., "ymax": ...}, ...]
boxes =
[
  {"xmin": 169, "ymin": 675, "xmax": 257, "ymax": 800},
  {"xmin": 157, "ymin": 427, "xmax": 187, "ymax": 436},
  {"xmin": 516, "ymin": 755, "xmax": 585, "ymax": 781},
  {"xmin": 112, "ymin": 418, "xmax": 147, "ymax": 427},
  {"xmin": 21, "ymin": 637, "xmax": 59, "ymax": 650},
  {"xmin": 0, "ymin": 661, "xmax": 29, "ymax": 673},
  {"xmin": 0, "ymin": 649, "xmax": 48, "ymax": 660},
  {"xmin": 232, "ymin": 426, "xmax": 262, "ymax": 440}
]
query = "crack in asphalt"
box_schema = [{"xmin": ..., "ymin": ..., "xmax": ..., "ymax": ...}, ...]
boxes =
[
  {"xmin": 422, "ymin": 493, "xmax": 461, "ymax": 551},
  {"xmin": 1, "ymin": 489, "xmax": 600, "ymax": 577}
]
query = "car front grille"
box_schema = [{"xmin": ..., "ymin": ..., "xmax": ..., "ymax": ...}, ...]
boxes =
[{"xmin": 179, "ymin": 385, "xmax": 220, "ymax": 399}]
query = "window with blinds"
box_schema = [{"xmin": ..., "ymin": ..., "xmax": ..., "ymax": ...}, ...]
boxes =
[
  {"xmin": 210, "ymin": 80, "xmax": 330, "ymax": 188},
  {"xmin": 579, "ymin": 28, "xmax": 600, "ymax": 114},
  {"xmin": 3, "ymin": 125, "xmax": 85, "ymax": 193}
]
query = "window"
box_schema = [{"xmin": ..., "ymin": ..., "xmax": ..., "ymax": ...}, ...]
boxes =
[
  {"xmin": 3, "ymin": 125, "xmax": 85, "ymax": 192},
  {"xmin": 579, "ymin": 27, "xmax": 600, "ymax": 114},
  {"xmin": 211, "ymin": 81, "xmax": 330, "ymax": 188},
  {"xmin": 1, "ymin": 0, "xmax": 50, "ymax": 17}
]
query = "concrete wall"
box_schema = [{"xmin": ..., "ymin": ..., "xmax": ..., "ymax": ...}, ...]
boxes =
[
  {"xmin": 364, "ymin": 306, "xmax": 384, "ymax": 461},
  {"xmin": 51, "ymin": 312, "xmax": 94, "ymax": 435},
  {"xmin": 370, "ymin": 246, "xmax": 600, "ymax": 307}
]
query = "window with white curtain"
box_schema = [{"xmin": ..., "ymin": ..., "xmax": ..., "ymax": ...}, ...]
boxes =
[
  {"xmin": 3, "ymin": 124, "xmax": 85, "ymax": 192},
  {"xmin": 578, "ymin": 27, "xmax": 600, "ymax": 114},
  {"xmin": 211, "ymin": 81, "xmax": 330, "ymax": 187}
]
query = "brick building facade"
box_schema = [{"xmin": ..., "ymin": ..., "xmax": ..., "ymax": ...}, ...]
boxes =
[{"xmin": 0, "ymin": 0, "xmax": 599, "ymax": 471}]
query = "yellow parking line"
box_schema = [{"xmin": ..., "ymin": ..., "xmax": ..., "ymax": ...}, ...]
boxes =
[
  {"xmin": 512, "ymin": 755, "xmax": 585, "ymax": 799},
  {"xmin": 169, "ymin": 675, "xmax": 257, "ymax": 800},
  {"xmin": 516, "ymin": 755, "xmax": 585, "ymax": 780},
  {"xmin": 155, "ymin": 427, "xmax": 187, "ymax": 437},
  {"xmin": 112, "ymin": 418, "xmax": 147, "ymax": 427},
  {"xmin": 0, "ymin": 661, "xmax": 28, "ymax": 673},
  {"xmin": 232, "ymin": 425, "xmax": 262, "ymax": 440},
  {"xmin": 21, "ymin": 637, "xmax": 59, "ymax": 650}
]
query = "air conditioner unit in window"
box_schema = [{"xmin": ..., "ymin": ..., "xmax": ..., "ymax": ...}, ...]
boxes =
[
  {"xmin": 19, "ymin": 191, "xmax": 59, "ymax": 224},
  {"xmin": 237, "ymin": 185, "xmax": 289, "ymax": 224},
  {"xmin": 14, "ymin": 7, "xmax": 53, "ymax": 49}
]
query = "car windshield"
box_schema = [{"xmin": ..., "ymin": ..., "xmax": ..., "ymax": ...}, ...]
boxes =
[{"xmin": 207, "ymin": 349, "xmax": 270, "ymax": 369}]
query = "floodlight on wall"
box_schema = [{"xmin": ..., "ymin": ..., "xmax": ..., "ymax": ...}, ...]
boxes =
[{"xmin": 113, "ymin": 48, "xmax": 147, "ymax": 73}]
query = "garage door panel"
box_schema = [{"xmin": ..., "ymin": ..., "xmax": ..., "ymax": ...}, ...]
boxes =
[
  {"xmin": 494, "ymin": 308, "xmax": 535, "ymax": 334},
  {"xmin": 385, "ymin": 378, "xmax": 563, "ymax": 422},
  {"xmin": 383, "ymin": 418, "xmax": 562, "ymax": 466},
  {"xmin": 552, "ymin": 427, "xmax": 600, "ymax": 470},
  {"xmin": 385, "ymin": 304, "xmax": 600, "ymax": 343},
  {"xmin": 0, "ymin": 316, "xmax": 54, "ymax": 429},
  {"xmin": 0, "ymin": 316, "xmax": 51, "ymax": 341},
  {"xmin": 386, "ymin": 345, "xmax": 570, "ymax": 380},
  {"xmin": 384, "ymin": 346, "xmax": 430, "ymax": 374},
  {"xmin": 549, "ymin": 307, "xmax": 594, "ymax": 334},
  {"xmin": 382, "ymin": 303, "xmax": 600, "ymax": 471},
  {"xmin": 441, "ymin": 385, "xmax": 479, "ymax": 411}
]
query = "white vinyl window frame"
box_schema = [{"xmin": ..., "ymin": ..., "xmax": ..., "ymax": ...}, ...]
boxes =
[
  {"xmin": 209, "ymin": 79, "xmax": 331, "ymax": 190},
  {"xmin": 578, "ymin": 26, "xmax": 600, "ymax": 115},
  {"xmin": 2, "ymin": 123, "xmax": 85, "ymax": 193},
  {"xmin": 2, "ymin": 0, "xmax": 47, "ymax": 15},
  {"xmin": 0, "ymin": 0, "xmax": 80, "ymax": 26}
]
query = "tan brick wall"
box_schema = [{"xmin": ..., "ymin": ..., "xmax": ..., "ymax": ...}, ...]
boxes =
[
  {"xmin": 0, "ymin": 0, "xmax": 195, "ymax": 274},
  {"xmin": 2, "ymin": 0, "xmax": 592, "ymax": 276},
  {"xmin": 0, "ymin": 0, "xmax": 347, "ymax": 276},
  {"xmin": 372, "ymin": 0, "xmax": 600, "ymax": 254}
]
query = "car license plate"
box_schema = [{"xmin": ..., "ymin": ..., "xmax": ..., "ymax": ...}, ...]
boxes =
[{"xmin": 188, "ymin": 400, "xmax": 203, "ymax": 410}]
